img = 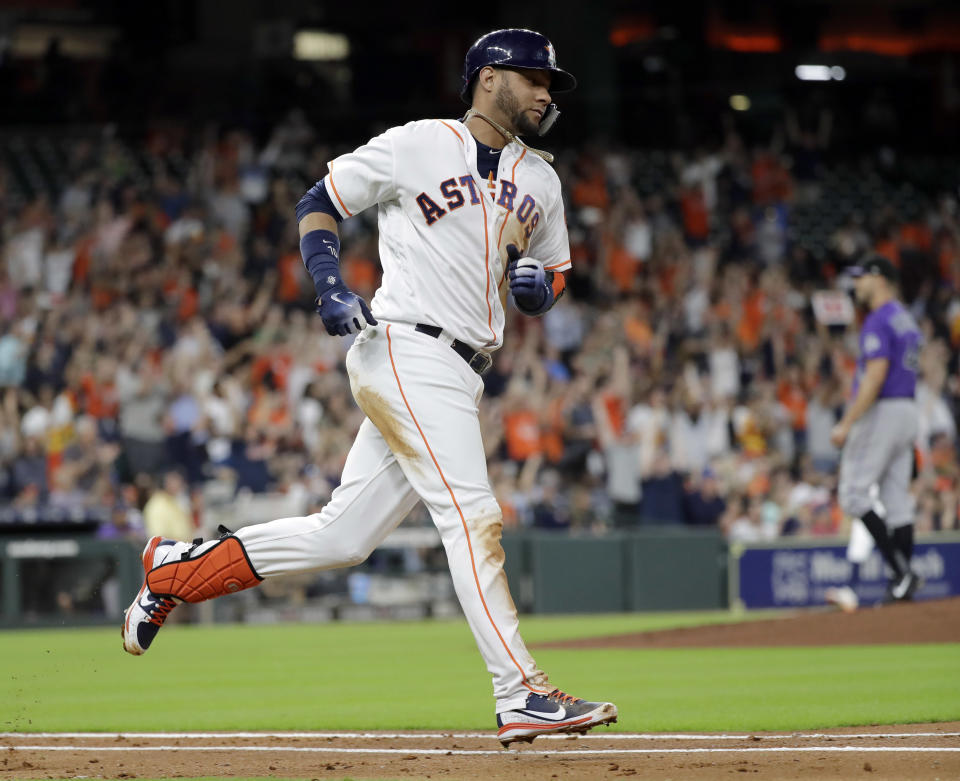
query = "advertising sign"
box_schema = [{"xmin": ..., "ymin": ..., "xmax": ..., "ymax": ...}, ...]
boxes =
[{"xmin": 730, "ymin": 536, "xmax": 960, "ymax": 609}]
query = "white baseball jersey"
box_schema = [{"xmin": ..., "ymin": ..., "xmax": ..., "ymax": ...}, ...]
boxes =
[{"xmin": 321, "ymin": 119, "xmax": 572, "ymax": 351}]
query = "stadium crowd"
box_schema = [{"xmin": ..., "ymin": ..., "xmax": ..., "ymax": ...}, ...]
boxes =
[{"xmin": 1, "ymin": 109, "xmax": 959, "ymax": 545}]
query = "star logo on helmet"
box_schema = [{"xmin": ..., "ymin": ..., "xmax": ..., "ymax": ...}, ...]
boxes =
[{"xmin": 544, "ymin": 44, "xmax": 556, "ymax": 68}]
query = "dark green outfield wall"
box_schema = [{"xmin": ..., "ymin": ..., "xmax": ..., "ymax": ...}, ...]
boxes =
[
  {"xmin": 0, "ymin": 528, "xmax": 728, "ymax": 627},
  {"xmin": 503, "ymin": 529, "xmax": 727, "ymax": 613}
]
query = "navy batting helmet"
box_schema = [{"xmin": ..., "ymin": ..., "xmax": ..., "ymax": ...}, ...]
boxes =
[{"xmin": 460, "ymin": 28, "xmax": 577, "ymax": 104}]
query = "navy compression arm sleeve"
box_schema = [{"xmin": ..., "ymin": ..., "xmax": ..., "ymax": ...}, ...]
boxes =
[
  {"xmin": 296, "ymin": 178, "xmax": 343, "ymax": 224},
  {"xmin": 300, "ymin": 229, "xmax": 343, "ymax": 298}
]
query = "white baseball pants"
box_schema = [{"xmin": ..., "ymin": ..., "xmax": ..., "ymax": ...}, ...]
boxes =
[{"xmin": 235, "ymin": 322, "xmax": 547, "ymax": 712}]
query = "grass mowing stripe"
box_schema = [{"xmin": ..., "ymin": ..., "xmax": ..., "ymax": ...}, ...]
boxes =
[{"xmin": 3, "ymin": 617, "xmax": 958, "ymax": 732}]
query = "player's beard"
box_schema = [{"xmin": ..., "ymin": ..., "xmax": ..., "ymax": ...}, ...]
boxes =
[{"xmin": 495, "ymin": 82, "xmax": 541, "ymax": 137}]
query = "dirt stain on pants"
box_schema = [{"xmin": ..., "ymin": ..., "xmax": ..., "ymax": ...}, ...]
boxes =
[
  {"xmin": 354, "ymin": 386, "xmax": 420, "ymax": 463},
  {"xmin": 468, "ymin": 511, "xmax": 519, "ymax": 618}
]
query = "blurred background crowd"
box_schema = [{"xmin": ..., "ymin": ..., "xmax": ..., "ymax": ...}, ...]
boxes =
[
  {"xmin": 1, "ymin": 0, "xmax": 960, "ymax": 556},
  {"xmin": 2, "ymin": 107, "xmax": 958, "ymax": 545}
]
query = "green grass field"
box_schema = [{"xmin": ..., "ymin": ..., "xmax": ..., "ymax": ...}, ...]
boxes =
[{"xmin": 2, "ymin": 612, "xmax": 958, "ymax": 733}]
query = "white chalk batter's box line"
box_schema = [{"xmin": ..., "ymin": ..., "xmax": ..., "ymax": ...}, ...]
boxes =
[
  {"xmin": 2, "ymin": 731, "xmax": 958, "ymax": 741},
  {"xmin": 3, "ymin": 745, "xmax": 959, "ymax": 757}
]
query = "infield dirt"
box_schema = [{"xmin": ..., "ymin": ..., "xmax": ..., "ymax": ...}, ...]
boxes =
[
  {"xmin": 541, "ymin": 595, "xmax": 960, "ymax": 649},
  {"xmin": 1, "ymin": 724, "xmax": 958, "ymax": 780}
]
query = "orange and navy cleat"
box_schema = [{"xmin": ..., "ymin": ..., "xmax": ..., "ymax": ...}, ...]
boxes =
[
  {"xmin": 496, "ymin": 688, "xmax": 618, "ymax": 746},
  {"xmin": 121, "ymin": 536, "xmax": 190, "ymax": 655},
  {"xmin": 123, "ymin": 530, "xmax": 263, "ymax": 655}
]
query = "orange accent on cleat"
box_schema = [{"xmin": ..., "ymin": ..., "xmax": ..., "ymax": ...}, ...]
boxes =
[
  {"xmin": 497, "ymin": 716, "xmax": 593, "ymax": 735},
  {"xmin": 146, "ymin": 536, "xmax": 262, "ymax": 603},
  {"xmin": 547, "ymin": 689, "xmax": 583, "ymax": 706}
]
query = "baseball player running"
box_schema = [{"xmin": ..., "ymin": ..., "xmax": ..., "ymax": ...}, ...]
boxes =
[
  {"xmin": 831, "ymin": 254, "xmax": 922, "ymax": 603},
  {"xmin": 121, "ymin": 28, "xmax": 617, "ymax": 746}
]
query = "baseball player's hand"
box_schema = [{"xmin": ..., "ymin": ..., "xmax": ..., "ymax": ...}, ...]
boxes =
[
  {"xmin": 830, "ymin": 421, "xmax": 851, "ymax": 449},
  {"xmin": 506, "ymin": 244, "xmax": 548, "ymax": 311},
  {"xmin": 316, "ymin": 285, "xmax": 377, "ymax": 336}
]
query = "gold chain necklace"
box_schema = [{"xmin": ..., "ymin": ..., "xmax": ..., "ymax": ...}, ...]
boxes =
[{"xmin": 461, "ymin": 109, "xmax": 554, "ymax": 164}]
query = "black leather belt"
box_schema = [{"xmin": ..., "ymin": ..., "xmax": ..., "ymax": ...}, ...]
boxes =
[{"xmin": 415, "ymin": 323, "xmax": 492, "ymax": 375}]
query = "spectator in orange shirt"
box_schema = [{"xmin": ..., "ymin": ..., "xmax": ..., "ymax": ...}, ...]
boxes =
[
  {"xmin": 277, "ymin": 249, "xmax": 306, "ymax": 304},
  {"xmin": 777, "ymin": 363, "xmax": 808, "ymax": 450},
  {"xmin": 680, "ymin": 186, "xmax": 709, "ymax": 245},
  {"xmin": 737, "ymin": 285, "xmax": 765, "ymax": 352},
  {"xmin": 571, "ymin": 155, "xmax": 609, "ymax": 213},
  {"xmin": 751, "ymin": 148, "xmax": 793, "ymax": 206},
  {"xmin": 605, "ymin": 236, "xmax": 638, "ymax": 293},
  {"xmin": 503, "ymin": 406, "xmax": 542, "ymax": 463}
]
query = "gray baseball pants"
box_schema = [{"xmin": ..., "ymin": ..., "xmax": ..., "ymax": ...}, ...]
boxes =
[{"xmin": 838, "ymin": 398, "xmax": 918, "ymax": 529}]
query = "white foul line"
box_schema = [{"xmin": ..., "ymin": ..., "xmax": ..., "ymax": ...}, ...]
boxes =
[
  {"xmin": 1, "ymin": 731, "xmax": 957, "ymax": 741},
  {"xmin": 2, "ymin": 745, "xmax": 959, "ymax": 756}
]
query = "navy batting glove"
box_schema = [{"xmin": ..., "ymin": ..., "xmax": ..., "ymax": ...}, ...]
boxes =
[
  {"xmin": 316, "ymin": 285, "xmax": 377, "ymax": 336},
  {"xmin": 507, "ymin": 244, "xmax": 551, "ymax": 314}
]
